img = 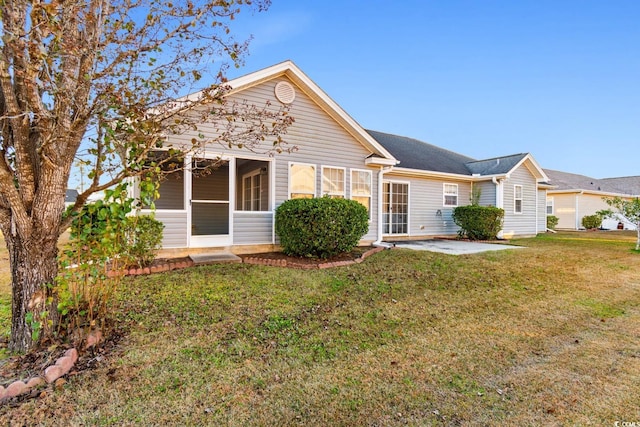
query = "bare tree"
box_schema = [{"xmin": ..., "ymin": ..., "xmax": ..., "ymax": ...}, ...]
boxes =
[{"xmin": 0, "ymin": 0, "xmax": 293, "ymax": 352}]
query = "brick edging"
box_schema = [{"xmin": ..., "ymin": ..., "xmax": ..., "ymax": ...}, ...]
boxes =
[
  {"xmin": 109, "ymin": 246, "xmax": 386, "ymax": 276},
  {"xmin": 107, "ymin": 259, "xmax": 195, "ymax": 278},
  {"xmin": 0, "ymin": 331, "xmax": 103, "ymax": 404},
  {"xmin": 243, "ymin": 246, "xmax": 385, "ymax": 269}
]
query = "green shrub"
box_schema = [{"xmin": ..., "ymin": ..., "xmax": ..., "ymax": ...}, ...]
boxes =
[
  {"xmin": 58, "ymin": 184, "xmax": 134, "ymax": 341},
  {"xmin": 275, "ymin": 197, "xmax": 369, "ymax": 258},
  {"xmin": 124, "ymin": 215, "xmax": 165, "ymax": 267},
  {"xmin": 452, "ymin": 205, "xmax": 504, "ymax": 240},
  {"xmin": 547, "ymin": 215, "xmax": 559, "ymax": 230},
  {"xmin": 581, "ymin": 214, "xmax": 602, "ymax": 230}
]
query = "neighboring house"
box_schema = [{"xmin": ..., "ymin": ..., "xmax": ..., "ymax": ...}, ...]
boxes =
[
  {"xmin": 65, "ymin": 189, "xmax": 79, "ymax": 207},
  {"xmin": 140, "ymin": 61, "xmax": 550, "ymax": 253},
  {"xmin": 544, "ymin": 169, "xmax": 639, "ymax": 230}
]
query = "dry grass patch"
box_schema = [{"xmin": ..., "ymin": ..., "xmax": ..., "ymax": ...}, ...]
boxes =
[{"xmin": 0, "ymin": 231, "xmax": 638, "ymax": 425}]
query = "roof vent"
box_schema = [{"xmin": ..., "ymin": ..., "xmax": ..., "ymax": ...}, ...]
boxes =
[{"xmin": 275, "ymin": 81, "xmax": 296, "ymax": 104}]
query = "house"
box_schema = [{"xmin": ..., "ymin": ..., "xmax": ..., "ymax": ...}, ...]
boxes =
[
  {"xmin": 544, "ymin": 169, "xmax": 639, "ymax": 230},
  {"xmin": 141, "ymin": 61, "xmax": 549, "ymax": 254}
]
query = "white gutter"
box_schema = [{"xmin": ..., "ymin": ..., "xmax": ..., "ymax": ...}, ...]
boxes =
[{"xmin": 373, "ymin": 165, "xmax": 395, "ymax": 248}]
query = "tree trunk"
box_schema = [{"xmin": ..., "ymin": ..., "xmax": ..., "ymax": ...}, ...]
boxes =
[{"xmin": 6, "ymin": 233, "xmax": 60, "ymax": 353}]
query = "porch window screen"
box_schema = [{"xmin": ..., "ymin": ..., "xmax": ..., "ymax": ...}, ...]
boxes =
[
  {"xmin": 322, "ymin": 167, "xmax": 345, "ymax": 198},
  {"xmin": 351, "ymin": 170, "xmax": 371, "ymax": 216},
  {"xmin": 514, "ymin": 185, "xmax": 523, "ymax": 214},
  {"xmin": 443, "ymin": 183, "xmax": 458, "ymax": 207},
  {"xmin": 290, "ymin": 163, "xmax": 316, "ymax": 199}
]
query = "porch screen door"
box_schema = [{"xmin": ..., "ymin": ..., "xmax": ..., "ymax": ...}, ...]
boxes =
[
  {"xmin": 190, "ymin": 159, "xmax": 231, "ymax": 247},
  {"xmin": 383, "ymin": 181, "xmax": 408, "ymax": 235}
]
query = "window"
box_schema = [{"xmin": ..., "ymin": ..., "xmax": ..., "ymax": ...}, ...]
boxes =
[
  {"xmin": 514, "ymin": 185, "xmax": 523, "ymax": 214},
  {"xmin": 242, "ymin": 170, "xmax": 261, "ymax": 211},
  {"xmin": 351, "ymin": 169, "xmax": 372, "ymax": 216},
  {"xmin": 289, "ymin": 163, "xmax": 316, "ymax": 199},
  {"xmin": 443, "ymin": 183, "xmax": 458, "ymax": 207},
  {"xmin": 322, "ymin": 166, "xmax": 345, "ymax": 198},
  {"xmin": 546, "ymin": 197, "xmax": 554, "ymax": 215}
]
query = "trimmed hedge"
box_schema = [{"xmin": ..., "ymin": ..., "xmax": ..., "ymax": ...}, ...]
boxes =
[
  {"xmin": 275, "ymin": 197, "xmax": 369, "ymax": 258},
  {"xmin": 452, "ymin": 205, "xmax": 504, "ymax": 240},
  {"xmin": 581, "ymin": 214, "xmax": 602, "ymax": 230},
  {"xmin": 546, "ymin": 215, "xmax": 559, "ymax": 230}
]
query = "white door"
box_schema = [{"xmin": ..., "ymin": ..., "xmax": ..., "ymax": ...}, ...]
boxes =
[
  {"xmin": 189, "ymin": 158, "xmax": 232, "ymax": 247},
  {"xmin": 382, "ymin": 181, "xmax": 409, "ymax": 235}
]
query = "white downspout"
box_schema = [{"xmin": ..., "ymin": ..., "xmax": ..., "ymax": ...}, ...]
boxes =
[
  {"xmin": 373, "ymin": 165, "xmax": 394, "ymax": 247},
  {"xmin": 575, "ymin": 191, "xmax": 583, "ymax": 230},
  {"xmin": 535, "ymin": 184, "xmax": 539, "ymax": 234},
  {"xmin": 492, "ymin": 176, "xmax": 504, "ymax": 239}
]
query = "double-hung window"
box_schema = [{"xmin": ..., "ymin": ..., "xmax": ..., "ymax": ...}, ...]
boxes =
[
  {"xmin": 546, "ymin": 197, "xmax": 554, "ymax": 215},
  {"xmin": 351, "ymin": 169, "xmax": 372, "ymax": 217},
  {"xmin": 321, "ymin": 166, "xmax": 345, "ymax": 198},
  {"xmin": 514, "ymin": 185, "xmax": 523, "ymax": 214},
  {"xmin": 289, "ymin": 163, "xmax": 316, "ymax": 199},
  {"xmin": 443, "ymin": 183, "xmax": 458, "ymax": 207},
  {"xmin": 242, "ymin": 170, "xmax": 261, "ymax": 211}
]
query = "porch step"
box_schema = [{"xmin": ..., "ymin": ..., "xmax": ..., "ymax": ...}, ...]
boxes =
[{"xmin": 189, "ymin": 252, "xmax": 242, "ymax": 265}]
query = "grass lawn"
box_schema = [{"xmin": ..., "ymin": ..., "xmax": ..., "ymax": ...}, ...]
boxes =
[{"xmin": 1, "ymin": 231, "xmax": 639, "ymax": 425}]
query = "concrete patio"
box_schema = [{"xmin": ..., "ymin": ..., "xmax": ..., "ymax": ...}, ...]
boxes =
[{"xmin": 387, "ymin": 239, "xmax": 523, "ymax": 255}]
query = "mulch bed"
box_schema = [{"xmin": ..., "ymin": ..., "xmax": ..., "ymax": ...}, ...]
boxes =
[{"xmin": 240, "ymin": 246, "xmax": 377, "ymax": 269}]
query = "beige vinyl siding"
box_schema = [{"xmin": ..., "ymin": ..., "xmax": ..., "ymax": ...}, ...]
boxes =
[
  {"xmin": 553, "ymin": 193, "xmax": 578, "ymax": 229},
  {"xmin": 164, "ymin": 76, "xmax": 378, "ymax": 243},
  {"xmin": 385, "ymin": 173, "xmax": 471, "ymax": 236},
  {"xmin": 233, "ymin": 212, "xmax": 273, "ymax": 244},
  {"xmin": 148, "ymin": 210, "xmax": 188, "ymax": 248},
  {"xmin": 502, "ymin": 166, "xmax": 538, "ymax": 237}
]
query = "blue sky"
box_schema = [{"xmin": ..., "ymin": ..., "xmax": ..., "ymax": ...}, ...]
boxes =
[{"xmin": 221, "ymin": 0, "xmax": 640, "ymax": 179}]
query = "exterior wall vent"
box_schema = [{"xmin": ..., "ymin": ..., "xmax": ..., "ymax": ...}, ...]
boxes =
[{"xmin": 274, "ymin": 81, "xmax": 296, "ymax": 104}]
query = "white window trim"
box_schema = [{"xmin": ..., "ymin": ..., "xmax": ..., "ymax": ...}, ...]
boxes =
[
  {"xmin": 288, "ymin": 162, "xmax": 316, "ymax": 199},
  {"xmin": 350, "ymin": 168, "xmax": 372, "ymax": 220},
  {"xmin": 443, "ymin": 183, "xmax": 459, "ymax": 207},
  {"xmin": 546, "ymin": 197, "xmax": 554, "ymax": 216},
  {"xmin": 321, "ymin": 165, "xmax": 346, "ymax": 198},
  {"xmin": 514, "ymin": 184, "xmax": 523, "ymax": 214},
  {"xmin": 383, "ymin": 180, "xmax": 411, "ymax": 236},
  {"xmin": 241, "ymin": 169, "xmax": 262, "ymax": 211}
]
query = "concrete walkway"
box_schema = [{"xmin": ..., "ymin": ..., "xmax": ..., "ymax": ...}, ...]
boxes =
[{"xmin": 388, "ymin": 239, "xmax": 523, "ymax": 255}]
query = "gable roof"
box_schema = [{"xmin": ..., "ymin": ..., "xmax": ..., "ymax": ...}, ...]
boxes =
[
  {"xmin": 545, "ymin": 169, "xmax": 640, "ymax": 196},
  {"xmin": 366, "ymin": 130, "xmax": 474, "ymax": 175},
  {"xmin": 225, "ymin": 61, "xmax": 397, "ymax": 164}
]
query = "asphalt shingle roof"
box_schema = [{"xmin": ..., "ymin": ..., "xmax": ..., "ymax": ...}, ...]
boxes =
[
  {"xmin": 544, "ymin": 169, "xmax": 640, "ymax": 195},
  {"xmin": 367, "ymin": 130, "xmax": 475, "ymax": 175},
  {"xmin": 466, "ymin": 153, "xmax": 528, "ymax": 176},
  {"xmin": 65, "ymin": 189, "xmax": 79, "ymax": 203},
  {"xmin": 367, "ymin": 129, "xmax": 530, "ymax": 178}
]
